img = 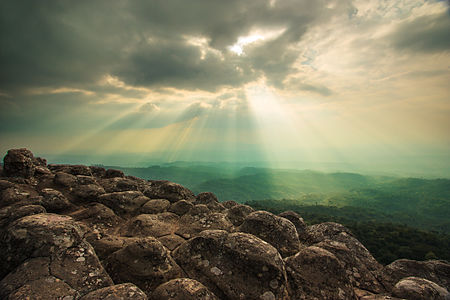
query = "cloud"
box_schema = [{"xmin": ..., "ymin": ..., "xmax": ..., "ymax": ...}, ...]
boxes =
[
  {"xmin": 139, "ymin": 102, "xmax": 160, "ymax": 113},
  {"xmin": 177, "ymin": 102, "xmax": 212, "ymax": 122},
  {"xmin": 388, "ymin": 12, "xmax": 450, "ymax": 53},
  {"xmin": 0, "ymin": 0, "xmax": 356, "ymax": 95},
  {"xmin": 285, "ymin": 78, "xmax": 333, "ymax": 96}
]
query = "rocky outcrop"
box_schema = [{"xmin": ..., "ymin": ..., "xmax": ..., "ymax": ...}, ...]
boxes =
[
  {"xmin": 0, "ymin": 148, "xmax": 449, "ymax": 299},
  {"xmin": 392, "ymin": 276, "xmax": 449, "ymax": 300}
]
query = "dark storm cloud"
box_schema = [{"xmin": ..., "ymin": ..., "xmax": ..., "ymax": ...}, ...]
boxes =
[
  {"xmin": 389, "ymin": 12, "xmax": 450, "ymax": 53},
  {"xmin": 0, "ymin": 0, "xmax": 354, "ymax": 94}
]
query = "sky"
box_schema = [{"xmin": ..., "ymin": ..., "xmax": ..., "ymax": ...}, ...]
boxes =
[{"xmin": 1, "ymin": 0, "xmax": 449, "ymax": 175}]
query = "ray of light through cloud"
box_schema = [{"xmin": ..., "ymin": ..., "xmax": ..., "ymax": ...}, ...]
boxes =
[{"xmin": 0, "ymin": 0, "xmax": 448, "ymax": 176}]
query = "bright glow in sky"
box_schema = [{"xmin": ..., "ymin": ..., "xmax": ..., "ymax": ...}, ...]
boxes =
[{"xmin": 0, "ymin": 0, "xmax": 449, "ymax": 175}]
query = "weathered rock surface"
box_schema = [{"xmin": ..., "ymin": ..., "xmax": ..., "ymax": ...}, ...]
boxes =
[
  {"xmin": 142, "ymin": 198, "xmax": 171, "ymax": 214},
  {"xmin": 172, "ymin": 230, "xmax": 289, "ymax": 300},
  {"xmin": 226, "ymin": 203, "xmax": 254, "ymax": 226},
  {"xmin": 308, "ymin": 222, "xmax": 386, "ymax": 293},
  {"xmin": 278, "ymin": 211, "xmax": 308, "ymax": 241},
  {"xmin": 151, "ymin": 278, "xmax": 218, "ymax": 300},
  {"xmin": 54, "ymin": 171, "xmax": 78, "ymax": 187},
  {"xmin": 1, "ymin": 148, "xmax": 449, "ymax": 300},
  {"xmin": 0, "ymin": 213, "xmax": 85, "ymax": 278},
  {"xmin": 239, "ymin": 210, "xmax": 301, "ymax": 257},
  {"xmin": 8, "ymin": 276, "xmax": 80, "ymax": 299},
  {"xmin": 168, "ymin": 199, "xmax": 194, "ymax": 216},
  {"xmin": 119, "ymin": 212, "xmax": 179, "ymax": 237},
  {"xmin": 39, "ymin": 188, "xmax": 72, "ymax": 212},
  {"xmin": 104, "ymin": 237, "xmax": 184, "ymax": 295},
  {"xmin": 144, "ymin": 180, "xmax": 195, "ymax": 202},
  {"xmin": 98, "ymin": 191, "xmax": 149, "ymax": 216},
  {"xmin": 392, "ymin": 276, "xmax": 449, "ymax": 300},
  {"xmin": 176, "ymin": 205, "xmax": 234, "ymax": 238},
  {"xmin": 3, "ymin": 148, "xmax": 36, "ymax": 178},
  {"xmin": 285, "ymin": 246, "xmax": 356, "ymax": 299},
  {"xmin": 383, "ymin": 258, "xmax": 450, "ymax": 291},
  {"xmin": 80, "ymin": 283, "xmax": 148, "ymax": 300}
]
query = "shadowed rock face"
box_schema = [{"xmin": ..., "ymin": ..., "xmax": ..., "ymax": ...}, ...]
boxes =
[{"xmin": 0, "ymin": 148, "xmax": 449, "ymax": 299}]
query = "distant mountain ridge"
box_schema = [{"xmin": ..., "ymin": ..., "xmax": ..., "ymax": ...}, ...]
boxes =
[{"xmin": 112, "ymin": 164, "xmax": 450, "ymax": 233}]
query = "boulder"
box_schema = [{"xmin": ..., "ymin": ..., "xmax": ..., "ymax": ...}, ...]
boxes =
[
  {"xmin": 315, "ymin": 239, "xmax": 386, "ymax": 293},
  {"xmin": 226, "ymin": 204, "xmax": 254, "ymax": 226},
  {"xmin": 383, "ymin": 259, "xmax": 450, "ymax": 291},
  {"xmin": 39, "ymin": 188, "xmax": 72, "ymax": 212},
  {"xmin": 34, "ymin": 165, "xmax": 52, "ymax": 176},
  {"xmin": 76, "ymin": 175, "xmax": 97, "ymax": 185},
  {"xmin": 392, "ymin": 276, "xmax": 449, "ymax": 300},
  {"xmin": 0, "ymin": 213, "xmax": 84, "ymax": 278},
  {"xmin": 285, "ymin": 246, "xmax": 356, "ymax": 299},
  {"xmin": 0, "ymin": 240, "xmax": 112, "ymax": 298},
  {"xmin": 104, "ymin": 237, "xmax": 184, "ymax": 295},
  {"xmin": 80, "ymin": 283, "xmax": 148, "ymax": 300},
  {"xmin": 3, "ymin": 148, "xmax": 35, "ymax": 178},
  {"xmin": 142, "ymin": 199, "xmax": 171, "ymax": 214},
  {"xmin": 222, "ymin": 200, "xmax": 238, "ymax": 209},
  {"xmin": 195, "ymin": 192, "xmax": 225, "ymax": 212},
  {"xmin": 71, "ymin": 184, "xmax": 105, "ymax": 202},
  {"xmin": 105, "ymin": 168, "xmax": 125, "ymax": 178},
  {"xmin": 99, "ymin": 177, "xmax": 140, "ymax": 193},
  {"xmin": 86, "ymin": 235, "xmax": 139, "ymax": 261},
  {"xmin": 0, "ymin": 179, "xmax": 16, "ymax": 191},
  {"xmin": 0, "ymin": 204, "xmax": 46, "ymax": 229},
  {"xmin": 70, "ymin": 203, "xmax": 121, "ymax": 228},
  {"xmin": 8, "ymin": 276, "xmax": 80, "ymax": 300},
  {"xmin": 239, "ymin": 210, "xmax": 301, "ymax": 257},
  {"xmin": 151, "ymin": 278, "xmax": 218, "ymax": 300},
  {"xmin": 176, "ymin": 205, "xmax": 233, "ymax": 238},
  {"xmin": 49, "ymin": 164, "xmax": 92, "ymax": 176},
  {"xmin": 54, "ymin": 172, "xmax": 78, "ymax": 187},
  {"xmin": 172, "ymin": 230, "xmax": 288, "ymax": 300},
  {"xmin": 144, "ymin": 181, "xmax": 195, "ymax": 203},
  {"xmin": 89, "ymin": 166, "xmax": 106, "ymax": 178},
  {"xmin": 119, "ymin": 212, "xmax": 180, "ymax": 238},
  {"xmin": 168, "ymin": 199, "xmax": 194, "ymax": 216},
  {"xmin": 305, "ymin": 222, "xmax": 353, "ymax": 245},
  {"xmin": 278, "ymin": 211, "xmax": 308, "ymax": 241},
  {"xmin": 307, "ymin": 222, "xmax": 386, "ymax": 293},
  {"xmin": 98, "ymin": 191, "xmax": 149, "ymax": 216},
  {"xmin": 49, "ymin": 240, "xmax": 114, "ymax": 295},
  {"xmin": 0, "ymin": 186, "xmax": 41, "ymax": 208},
  {"xmin": 158, "ymin": 234, "xmax": 186, "ymax": 251},
  {"xmin": 0, "ymin": 257, "xmax": 51, "ymax": 299}
]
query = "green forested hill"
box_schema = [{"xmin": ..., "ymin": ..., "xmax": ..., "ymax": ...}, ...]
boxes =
[{"xmin": 114, "ymin": 164, "xmax": 450, "ymax": 233}]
